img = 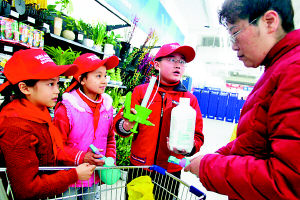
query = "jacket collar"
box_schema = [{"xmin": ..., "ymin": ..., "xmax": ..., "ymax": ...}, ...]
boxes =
[
  {"xmin": 262, "ymin": 29, "xmax": 300, "ymax": 68},
  {"xmin": 156, "ymin": 81, "xmax": 187, "ymax": 93}
]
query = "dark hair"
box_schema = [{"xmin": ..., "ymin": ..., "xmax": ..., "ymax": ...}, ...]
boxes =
[
  {"xmin": 0, "ymin": 79, "xmax": 38, "ymax": 111},
  {"xmin": 219, "ymin": 0, "xmax": 295, "ymax": 33},
  {"xmin": 69, "ymin": 72, "xmax": 88, "ymax": 91}
]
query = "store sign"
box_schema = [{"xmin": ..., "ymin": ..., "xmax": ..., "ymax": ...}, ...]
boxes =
[{"xmin": 104, "ymin": 0, "xmax": 184, "ymax": 44}]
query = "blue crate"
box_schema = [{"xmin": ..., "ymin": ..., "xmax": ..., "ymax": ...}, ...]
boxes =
[
  {"xmin": 182, "ymin": 77, "xmax": 192, "ymax": 91},
  {"xmin": 225, "ymin": 93, "xmax": 238, "ymax": 123},
  {"xmin": 207, "ymin": 90, "xmax": 220, "ymax": 119},
  {"xmin": 199, "ymin": 89, "xmax": 210, "ymax": 118},
  {"xmin": 216, "ymin": 91, "xmax": 228, "ymax": 121},
  {"xmin": 235, "ymin": 98, "xmax": 246, "ymax": 123}
]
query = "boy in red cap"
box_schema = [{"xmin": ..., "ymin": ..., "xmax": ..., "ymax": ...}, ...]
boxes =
[
  {"xmin": 0, "ymin": 49, "xmax": 96, "ymax": 199},
  {"xmin": 53, "ymin": 53, "xmax": 119, "ymax": 198},
  {"xmin": 114, "ymin": 43, "xmax": 204, "ymax": 199}
]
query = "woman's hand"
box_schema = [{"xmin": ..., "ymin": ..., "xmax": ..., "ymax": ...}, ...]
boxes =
[{"xmin": 184, "ymin": 155, "xmax": 205, "ymax": 177}]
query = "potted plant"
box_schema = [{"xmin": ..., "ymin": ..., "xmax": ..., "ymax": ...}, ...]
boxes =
[
  {"xmin": 48, "ymin": 0, "xmax": 72, "ymax": 36},
  {"xmin": 82, "ymin": 22, "xmax": 94, "ymax": 48},
  {"xmin": 74, "ymin": 19, "xmax": 85, "ymax": 43},
  {"xmin": 92, "ymin": 22, "xmax": 107, "ymax": 52},
  {"xmin": 62, "ymin": 16, "xmax": 76, "ymax": 41},
  {"xmin": 103, "ymin": 31, "xmax": 121, "ymax": 56}
]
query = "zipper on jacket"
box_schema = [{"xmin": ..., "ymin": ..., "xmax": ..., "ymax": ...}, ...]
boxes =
[{"xmin": 153, "ymin": 92, "xmax": 165, "ymax": 165}]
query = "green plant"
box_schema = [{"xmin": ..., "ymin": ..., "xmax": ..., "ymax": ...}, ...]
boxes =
[
  {"xmin": 107, "ymin": 68, "xmax": 116, "ymax": 81},
  {"xmin": 55, "ymin": 0, "xmax": 73, "ymax": 17},
  {"xmin": 92, "ymin": 22, "xmax": 107, "ymax": 46},
  {"xmin": 104, "ymin": 31, "xmax": 121, "ymax": 46},
  {"xmin": 44, "ymin": 46, "xmax": 81, "ymax": 65},
  {"xmin": 80, "ymin": 22, "xmax": 93, "ymax": 39},
  {"xmin": 74, "ymin": 19, "xmax": 85, "ymax": 32},
  {"xmin": 64, "ymin": 16, "xmax": 76, "ymax": 31},
  {"xmin": 116, "ymin": 134, "xmax": 132, "ymax": 166}
]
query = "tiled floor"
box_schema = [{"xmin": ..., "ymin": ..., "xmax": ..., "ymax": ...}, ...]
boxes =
[{"xmin": 180, "ymin": 117, "xmax": 237, "ymax": 200}]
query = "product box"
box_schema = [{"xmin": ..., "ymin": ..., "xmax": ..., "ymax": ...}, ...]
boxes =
[
  {"xmin": 0, "ymin": 16, "xmax": 19, "ymax": 42},
  {"xmin": 32, "ymin": 29, "xmax": 45, "ymax": 48}
]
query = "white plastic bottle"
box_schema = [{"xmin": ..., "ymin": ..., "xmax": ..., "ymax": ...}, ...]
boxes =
[{"xmin": 169, "ymin": 97, "xmax": 196, "ymax": 153}]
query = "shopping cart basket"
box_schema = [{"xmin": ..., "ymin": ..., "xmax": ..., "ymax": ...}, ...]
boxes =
[{"xmin": 0, "ymin": 165, "xmax": 206, "ymax": 200}]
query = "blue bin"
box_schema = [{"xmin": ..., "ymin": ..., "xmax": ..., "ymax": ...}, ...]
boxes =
[
  {"xmin": 193, "ymin": 88, "xmax": 202, "ymax": 107},
  {"xmin": 216, "ymin": 91, "xmax": 228, "ymax": 121},
  {"xmin": 226, "ymin": 93, "xmax": 238, "ymax": 123},
  {"xmin": 199, "ymin": 89, "xmax": 210, "ymax": 118},
  {"xmin": 235, "ymin": 99, "xmax": 246, "ymax": 123},
  {"xmin": 207, "ymin": 90, "xmax": 219, "ymax": 119},
  {"xmin": 182, "ymin": 77, "xmax": 192, "ymax": 91}
]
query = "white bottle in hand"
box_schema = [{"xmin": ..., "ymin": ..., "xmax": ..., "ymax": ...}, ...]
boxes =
[{"xmin": 169, "ymin": 97, "xmax": 196, "ymax": 153}]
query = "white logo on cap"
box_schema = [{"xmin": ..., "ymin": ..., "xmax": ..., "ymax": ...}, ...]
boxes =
[
  {"xmin": 87, "ymin": 55, "xmax": 100, "ymax": 61},
  {"xmin": 35, "ymin": 54, "xmax": 54, "ymax": 64},
  {"xmin": 170, "ymin": 44, "xmax": 180, "ymax": 49}
]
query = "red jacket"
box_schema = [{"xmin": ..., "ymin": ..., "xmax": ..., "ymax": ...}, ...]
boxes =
[
  {"xmin": 199, "ymin": 30, "xmax": 300, "ymax": 199},
  {"xmin": 114, "ymin": 81, "xmax": 204, "ymax": 172}
]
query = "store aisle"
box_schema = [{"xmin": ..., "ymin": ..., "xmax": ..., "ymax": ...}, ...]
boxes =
[{"xmin": 181, "ymin": 118, "xmax": 236, "ymax": 200}]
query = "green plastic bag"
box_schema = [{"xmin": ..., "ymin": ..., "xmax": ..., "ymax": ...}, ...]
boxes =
[{"xmin": 127, "ymin": 176, "xmax": 154, "ymax": 200}]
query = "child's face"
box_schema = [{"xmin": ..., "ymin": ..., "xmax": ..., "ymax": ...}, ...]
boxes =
[
  {"xmin": 155, "ymin": 53, "xmax": 186, "ymax": 85},
  {"xmin": 26, "ymin": 77, "xmax": 60, "ymax": 108},
  {"xmin": 81, "ymin": 66, "xmax": 107, "ymax": 100}
]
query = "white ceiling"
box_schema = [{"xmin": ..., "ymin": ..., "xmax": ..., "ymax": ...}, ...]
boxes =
[{"xmin": 162, "ymin": 0, "xmax": 300, "ymax": 38}]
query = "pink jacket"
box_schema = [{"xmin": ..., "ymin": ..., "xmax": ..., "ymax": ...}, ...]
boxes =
[{"xmin": 54, "ymin": 90, "xmax": 116, "ymax": 187}]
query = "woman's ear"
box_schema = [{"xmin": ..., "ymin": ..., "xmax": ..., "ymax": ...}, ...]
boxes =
[
  {"xmin": 18, "ymin": 82, "xmax": 32, "ymax": 95},
  {"xmin": 262, "ymin": 10, "xmax": 280, "ymax": 34}
]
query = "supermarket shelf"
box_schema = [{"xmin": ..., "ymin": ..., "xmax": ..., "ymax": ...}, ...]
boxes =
[{"xmin": 44, "ymin": 33, "xmax": 104, "ymax": 58}]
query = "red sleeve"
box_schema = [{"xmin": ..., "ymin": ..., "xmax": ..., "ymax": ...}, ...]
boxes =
[
  {"xmin": 105, "ymin": 119, "xmax": 116, "ymax": 159},
  {"xmin": 1, "ymin": 126, "xmax": 78, "ymax": 199},
  {"xmin": 216, "ymin": 141, "xmax": 234, "ymax": 155},
  {"xmin": 53, "ymin": 103, "xmax": 86, "ymax": 166},
  {"xmin": 199, "ymin": 63, "xmax": 300, "ymax": 199}
]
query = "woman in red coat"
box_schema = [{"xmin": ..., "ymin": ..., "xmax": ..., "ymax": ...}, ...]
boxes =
[{"xmin": 185, "ymin": 0, "xmax": 300, "ymax": 199}]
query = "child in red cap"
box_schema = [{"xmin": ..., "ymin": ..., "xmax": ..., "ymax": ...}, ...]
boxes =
[
  {"xmin": 113, "ymin": 42, "xmax": 204, "ymax": 199},
  {"xmin": 53, "ymin": 53, "xmax": 119, "ymax": 198},
  {"xmin": 0, "ymin": 49, "xmax": 96, "ymax": 199}
]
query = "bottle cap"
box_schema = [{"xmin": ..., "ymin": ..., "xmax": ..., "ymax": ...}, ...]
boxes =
[
  {"xmin": 104, "ymin": 157, "xmax": 115, "ymax": 167},
  {"xmin": 179, "ymin": 97, "xmax": 190, "ymax": 105}
]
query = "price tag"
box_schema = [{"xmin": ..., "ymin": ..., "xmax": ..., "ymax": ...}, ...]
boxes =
[
  {"xmin": 27, "ymin": 17, "xmax": 35, "ymax": 24},
  {"xmin": 10, "ymin": 10, "xmax": 19, "ymax": 18},
  {"xmin": 4, "ymin": 46, "xmax": 13, "ymax": 52},
  {"xmin": 43, "ymin": 23, "xmax": 50, "ymax": 30},
  {"xmin": 78, "ymin": 34, "xmax": 83, "ymax": 40}
]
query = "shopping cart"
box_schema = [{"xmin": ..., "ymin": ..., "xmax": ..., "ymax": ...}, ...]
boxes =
[{"xmin": 0, "ymin": 165, "xmax": 206, "ymax": 200}]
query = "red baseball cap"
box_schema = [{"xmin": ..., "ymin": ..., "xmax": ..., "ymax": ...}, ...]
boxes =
[
  {"xmin": 64, "ymin": 53, "xmax": 119, "ymax": 92},
  {"xmin": 154, "ymin": 42, "xmax": 195, "ymax": 63},
  {"xmin": 72, "ymin": 53, "xmax": 119, "ymax": 81},
  {"xmin": 0, "ymin": 49, "xmax": 78, "ymax": 92}
]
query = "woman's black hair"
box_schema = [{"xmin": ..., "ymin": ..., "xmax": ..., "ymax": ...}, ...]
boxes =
[
  {"xmin": 0, "ymin": 79, "xmax": 38, "ymax": 111},
  {"xmin": 219, "ymin": 0, "xmax": 295, "ymax": 33}
]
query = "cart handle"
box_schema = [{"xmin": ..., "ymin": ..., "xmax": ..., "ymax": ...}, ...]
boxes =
[
  {"xmin": 149, "ymin": 165, "xmax": 166, "ymax": 175},
  {"xmin": 190, "ymin": 186, "xmax": 206, "ymax": 199}
]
